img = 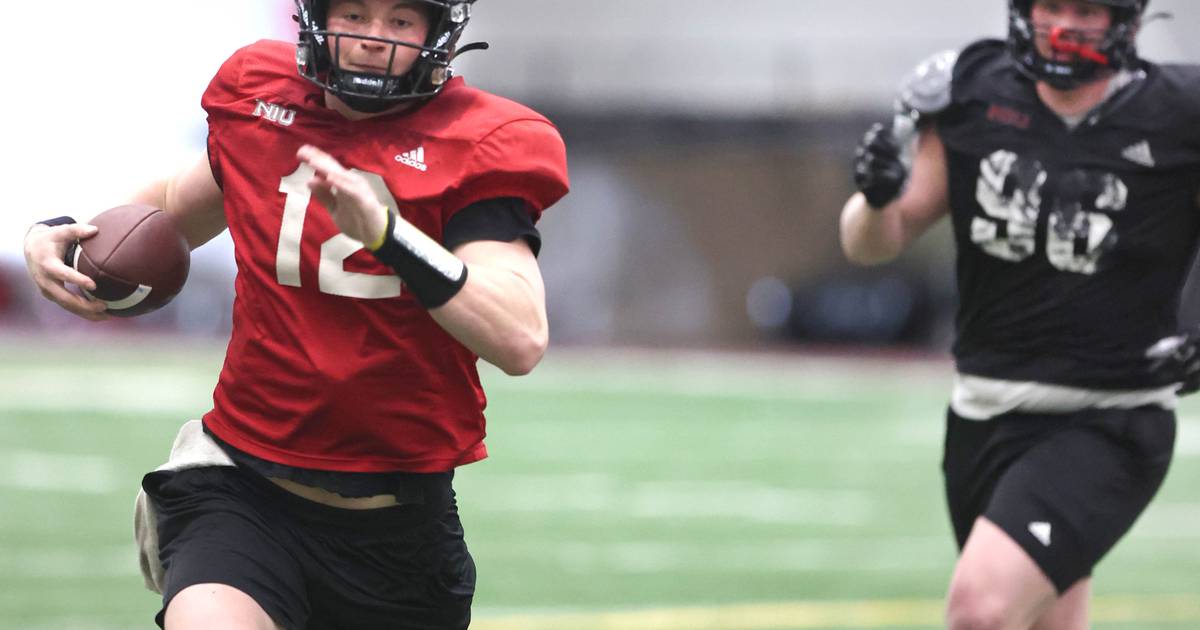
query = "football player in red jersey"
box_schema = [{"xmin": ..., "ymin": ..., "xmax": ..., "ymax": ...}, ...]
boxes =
[
  {"xmin": 841, "ymin": 1, "xmax": 1199, "ymax": 629},
  {"xmin": 22, "ymin": 1, "xmax": 568, "ymax": 628}
]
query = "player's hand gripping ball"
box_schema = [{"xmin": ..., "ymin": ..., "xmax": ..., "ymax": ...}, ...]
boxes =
[{"xmin": 71, "ymin": 204, "xmax": 190, "ymax": 317}]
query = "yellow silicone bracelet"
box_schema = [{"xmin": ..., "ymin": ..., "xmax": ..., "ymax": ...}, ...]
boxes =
[{"xmin": 366, "ymin": 206, "xmax": 391, "ymax": 252}]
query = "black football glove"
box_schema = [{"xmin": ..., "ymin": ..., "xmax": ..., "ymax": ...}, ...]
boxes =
[
  {"xmin": 1145, "ymin": 326, "xmax": 1200, "ymax": 396},
  {"xmin": 853, "ymin": 121, "xmax": 909, "ymax": 210}
]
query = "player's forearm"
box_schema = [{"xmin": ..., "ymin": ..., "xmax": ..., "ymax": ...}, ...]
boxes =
[
  {"xmin": 430, "ymin": 265, "xmax": 548, "ymax": 376},
  {"xmin": 129, "ymin": 158, "xmax": 227, "ymax": 250},
  {"xmin": 839, "ymin": 193, "xmax": 907, "ymax": 265}
]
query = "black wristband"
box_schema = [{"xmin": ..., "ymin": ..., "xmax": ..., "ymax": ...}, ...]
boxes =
[
  {"xmin": 370, "ymin": 211, "xmax": 468, "ymax": 309},
  {"xmin": 37, "ymin": 215, "xmax": 77, "ymax": 228},
  {"xmin": 34, "ymin": 216, "xmax": 79, "ymax": 266}
]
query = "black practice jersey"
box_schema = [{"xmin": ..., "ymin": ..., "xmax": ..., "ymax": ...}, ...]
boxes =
[{"xmin": 936, "ymin": 40, "xmax": 1200, "ymax": 389}]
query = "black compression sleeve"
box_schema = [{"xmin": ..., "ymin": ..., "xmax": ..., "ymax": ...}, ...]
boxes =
[{"xmin": 443, "ymin": 198, "xmax": 542, "ymax": 256}]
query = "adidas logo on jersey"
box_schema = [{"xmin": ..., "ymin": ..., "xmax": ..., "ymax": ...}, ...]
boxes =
[
  {"xmin": 1121, "ymin": 140, "xmax": 1155, "ymax": 168},
  {"xmin": 395, "ymin": 147, "xmax": 428, "ymax": 172},
  {"xmin": 1028, "ymin": 521, "xmax": 1052, "ymax": 547}
]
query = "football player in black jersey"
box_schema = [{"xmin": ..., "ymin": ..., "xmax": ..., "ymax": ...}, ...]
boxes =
[{"xmin": 841, "ymin": 0, "xmax": 1200, "ymax": 628}]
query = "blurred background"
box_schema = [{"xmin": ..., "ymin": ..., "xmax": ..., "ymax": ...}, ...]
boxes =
[
  {"xmin": 2, "ymin": 1, "xmax": 1199, "ymax": 629},
  {"xmin": 2, "ymin": 1, "xmax": 1199, "ymax": 346}
]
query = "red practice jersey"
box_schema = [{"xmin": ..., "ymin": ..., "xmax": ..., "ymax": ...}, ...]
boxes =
[{"xmin": 200, "ymin": 40, "xmax": 569, "ymax": 473}]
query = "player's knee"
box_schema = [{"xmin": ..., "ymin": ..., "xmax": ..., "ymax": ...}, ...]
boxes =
[{"xmin": 945, "ymin": 581, "xmax": 1012, "ymax": 630}]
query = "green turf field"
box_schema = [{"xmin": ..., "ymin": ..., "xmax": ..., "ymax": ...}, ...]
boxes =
[{"xmin": 1, "ymin": 337, "xmax": 1197, "ymax": 629}]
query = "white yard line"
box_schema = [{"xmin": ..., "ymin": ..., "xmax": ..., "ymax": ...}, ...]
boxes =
[
  {"xmin": 471, "ymin": 595, "xmax": 1200, "ymax": 630},
  {"xmin": 0, "ymin": 349, "xmax": 945, "ymax": 412},
  {"xmin": 1129, "ymin": 502, "xmax": 1200, "ymax": 542},
  {"xmin": 533, "ymin": 538, "xmax": 954, "ymax": 575},
  {"xmin": 0, "ymin": 450, "xmax": 119, "ymax": 494},
  {"xmin": 0, "ymin": 366, "xmax": 215, "ymax": 415},
  {"xmin": 1176, "ymin": 414, "xmax": 1200, "ymax": 456},
  {"xmin": 474, "ymin": 346, "xmax": 957, "ymax": 402},
  {"xmin": 464, "ymin": 475, "xmax": 880, "ymax": 525},
  {"xmin": 14, "ymin": 622, "xmax": 131, "ymax": 630},
  {"xmin": 0, "ymin": 545, "xmax": 136, "ymax": 578}
]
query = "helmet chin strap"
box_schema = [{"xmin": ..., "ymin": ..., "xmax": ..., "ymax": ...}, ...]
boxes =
[
  {"xmin": 1049, "ymin": 27, "xmax": 1110, "ymax": 65},
  {"xmin": 339, "ymin": 93, "xmax": 404, "ymax": 114},
  {"xmin": 336, "ymin": 42, "xmax": 489, "ymax": 112},
  {"xmin": 450, "ymin": 41, "xmax": 490, "ymax": 60},
  {"xmin": 331, "ymin": 69, "xmax": 411, "ymax": 113}
]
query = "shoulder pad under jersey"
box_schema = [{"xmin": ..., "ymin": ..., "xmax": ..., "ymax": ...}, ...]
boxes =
[{"xmin": 897, "ymin": 49, "xmax": 959, "ymax": 118}]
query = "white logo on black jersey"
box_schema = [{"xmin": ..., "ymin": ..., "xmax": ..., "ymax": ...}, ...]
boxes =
[
  {"xmin": 1121, "ymin": 140, "xmax": 1156, "ymax": 168},
  {"xmin": 1028, "ymin": 521, "xmax": 1052, "ymax": 547},
  {"xmin": 395, "ymin": 147, "xmax": 428, "ymax": 172},
  {"xmin": 973, "ymin": 150, "xmax": 1126, "ymax": 276}
]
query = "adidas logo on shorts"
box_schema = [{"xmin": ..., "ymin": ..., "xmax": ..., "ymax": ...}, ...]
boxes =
[{"xmin": 1028, "ymin": 521, "xmax": 1052, "ymax": 547}]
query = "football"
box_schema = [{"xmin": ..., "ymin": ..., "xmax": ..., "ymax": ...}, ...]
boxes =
[{"xmin": 72, "ymin": 204, "xmax": 191, "ymax": 317}]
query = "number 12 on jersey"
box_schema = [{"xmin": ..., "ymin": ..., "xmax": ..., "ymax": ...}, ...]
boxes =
[{"xmin": 275, "ymin": 164, "xmax": 403, "ymax": 299}]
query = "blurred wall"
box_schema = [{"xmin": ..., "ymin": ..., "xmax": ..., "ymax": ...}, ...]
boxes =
[
  {"xmin": 452, "ymin": 0, "xmax": 1195, "ymax": 346},
  {"xmin": 457, "ymin": 0, "xmax": 1195, "ymax": 115},
  {"xmin": 2, "ymin": 1, "xmax": 1195, "ymax": 347}
]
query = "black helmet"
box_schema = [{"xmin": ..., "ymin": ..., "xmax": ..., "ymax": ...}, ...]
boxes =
[
  {"xmin": 294, "ymin": 0, "xmax": 481, "ymax": 113},
  {"xmin": 1008, "ymin": 0, "xmax": 1147, "ymax": 89}
]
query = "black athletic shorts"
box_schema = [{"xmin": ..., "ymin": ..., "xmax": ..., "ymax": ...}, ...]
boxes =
[
  {"xmin": 942, "ymin": 405, "xmax": 1175, "ymax": 594},
  {"xmin": 142, "ymin": 465, "xmax": 475, "ymax": 630}
]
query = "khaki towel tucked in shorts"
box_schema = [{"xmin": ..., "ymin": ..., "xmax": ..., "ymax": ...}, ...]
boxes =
[{"xmin": 134, "ymin": 420, "xmax": 235, "ymax": 594}]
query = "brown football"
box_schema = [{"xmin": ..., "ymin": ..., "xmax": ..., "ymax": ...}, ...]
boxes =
[{"xmin": 72, "ymin": 204, "xmax": 190, "ymax": 317}]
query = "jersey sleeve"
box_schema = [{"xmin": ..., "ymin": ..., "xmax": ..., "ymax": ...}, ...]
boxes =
[
  {"xmin": 948, "ymin": 39, "xmax": 1009, "ymax": 104},
  {"xmin": 1164, "ymin": 66, "xmax": 1200, "ymax": 159},
  {"xmin": 444, "ymin": 119, "xmax": 570, "ymax": 224},
  {"xmin": 201, "ymin": 45, "xmax": 253, "ymax": 191}
]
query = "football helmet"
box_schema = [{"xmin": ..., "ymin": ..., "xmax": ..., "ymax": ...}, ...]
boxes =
[
  {"xmin": 1008, "ymin": 0, "xmax": 1147, "ymax": 89},
  {"xmin": 294, "ymin": 0, "xmax": 484, "ymax": 112}
]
